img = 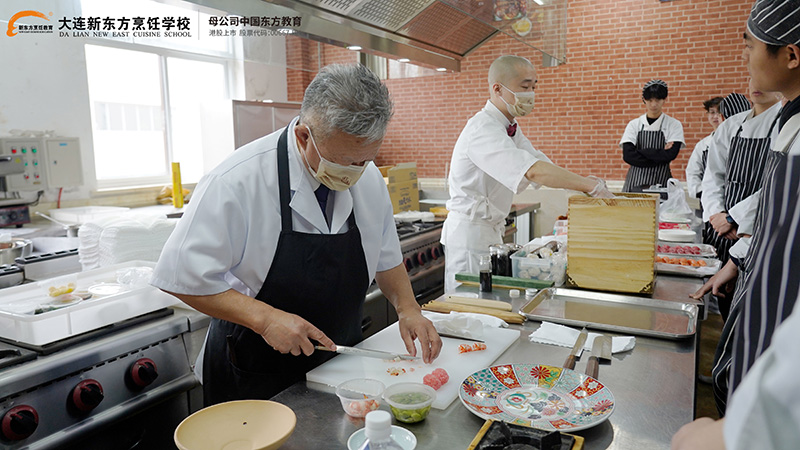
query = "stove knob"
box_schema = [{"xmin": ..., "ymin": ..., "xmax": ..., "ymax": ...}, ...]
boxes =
[
  {"xmin": 1, "ymin": 405, "xmax": 38, "ymax": 441},
  {"xmin": 403, "ymin": 258, "xmax": 413, "ymax": 272},
  {"xmin": 428, "ymin": 247, "xmax": 440, "ymax": 260},
  {"xmin": 71, "ymin": 379, "xmax": 104, "ymax": 412},
  {"xmin": 129, "ymin": 358, "xmax": 158, "ymax": 389},
  {"xmin": 416, "ymin": 252, "xmax": 428, "ymax": 266}
]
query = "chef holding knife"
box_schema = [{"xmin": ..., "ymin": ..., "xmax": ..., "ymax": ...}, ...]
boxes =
[
  {"xmin": 442, "ymin": 55, "xmax": 613, "ymax": 293},
  {"xmin": 152, "ymin": 64, "xmax": 441, "ymax": 406}
]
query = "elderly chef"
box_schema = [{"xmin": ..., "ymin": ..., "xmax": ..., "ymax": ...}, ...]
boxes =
[
  {"xmin": 442, "ymin": 55, "xmax": 612, "ymax": 293},
  {"xmin": 620, "ymin": 79, "xmax": 685, "ymax": 192},
  {"xmin": 152, "ymin": 64, "xmax": 441, "ymax": 405}
]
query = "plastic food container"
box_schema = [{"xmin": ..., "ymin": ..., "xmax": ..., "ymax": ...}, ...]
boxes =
[
  {"xmin": 511, "ymin": 251, "xmax": 567, "ymax": 286},
  {"xmin": 335, "ymin": 378, "xmax": 384, "ymax": 418},
  {"xmin": 37, "ymin": 273, "xmax": 78, "ymax": 298},
  {"xmin": 383, "ymin": 382, "xmax": 436, "ymax": 423}
]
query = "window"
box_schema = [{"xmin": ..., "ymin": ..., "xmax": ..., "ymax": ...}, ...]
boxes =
[{"xmin": 81, "ymin": 0, "xmax": 236, "ymax": 188}]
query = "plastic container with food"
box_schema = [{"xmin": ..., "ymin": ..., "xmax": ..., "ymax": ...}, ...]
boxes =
[
  {"xmin": 37, "ymin": 273, "xmax": 78, "ymax": 298},
  {"xmin": 511, "ymin": 250, "xmax": 567, "ymax": 286},
  {"xmin": 383, "ymin": 382, "xmax": 436, "ymax": 424},
  {"xmin": 335, "ymin": 378, "xmax": 384, "ymax": 418}
]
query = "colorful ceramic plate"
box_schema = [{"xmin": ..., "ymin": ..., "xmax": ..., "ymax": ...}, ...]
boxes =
[{"xmin": 459, "ymin": 364, "xmax": 614, "ymax": 432}]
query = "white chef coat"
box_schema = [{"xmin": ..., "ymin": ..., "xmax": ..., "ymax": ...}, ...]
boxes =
[
  {"xmin": 724, "ymin": 296, "xmax": 800, "ymax": 450},
  {"xmin": 618, "ymin": 113, "xmax": 685, "ymax": 148},
  {"xmin": 701, "ymin": 103, "xmax": 782, "ymax": 222},
  {"xmin": 685, "ymin": 134, "xmax": 713, "ymax": 198},
  {"xmin": 442, "ymin": 100, "xmax": 552, "ymax": 292},
  {"xmin": 152, "ymin": 117, "xmax": 402, "ymax": 297}
]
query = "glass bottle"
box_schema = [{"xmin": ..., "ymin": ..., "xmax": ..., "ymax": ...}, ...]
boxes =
[{"xmin": 479, "ymin": 254, "xmax": 492, "ymax": 293}]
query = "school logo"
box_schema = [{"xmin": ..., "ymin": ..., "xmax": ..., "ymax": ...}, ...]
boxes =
[{"xmin": 6, "ymin": 10, "xmax": 54, "ymax": 37}]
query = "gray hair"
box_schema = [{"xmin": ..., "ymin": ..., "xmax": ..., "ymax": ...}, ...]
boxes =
[
  {"xmin": 299, "ymin": 64, "xmax": 393, "ymax": 144},
  {"xmin": 488, "ymin": 55, "xmax": 534, "ymax": 87}
]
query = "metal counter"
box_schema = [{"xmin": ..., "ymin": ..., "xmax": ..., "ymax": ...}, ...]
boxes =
[{"xmin": 272, "ymin": 275, "xmax": 703, "ymax": 450}]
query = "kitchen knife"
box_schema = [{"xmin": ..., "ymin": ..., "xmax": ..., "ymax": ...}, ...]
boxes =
[
  {"xmin": 314, "ymin": 345, "xmax": 420, "ymax": 361},
  {"xmin": 563, "ymin": 327, "xmax": 588, "ymax": 370},
  {"xmin": 585, "ymin": 335, "xmax": 612, "ymax": 379},
  {"xmin": 437, "ymin": 332, "xmax": 485, "ymax": 342}
]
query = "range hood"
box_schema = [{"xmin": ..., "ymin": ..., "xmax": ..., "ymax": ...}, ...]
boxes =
[{"xmin": 190, "ymin": 0, "xmax": 566, "ymax": 72}]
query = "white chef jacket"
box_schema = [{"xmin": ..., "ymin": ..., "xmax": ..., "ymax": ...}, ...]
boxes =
[
  {"xmin": 685, "ymin": 134, "xmax": 713, "ymax": 198},
  {"xmin": 701, "ymin": 103, "xmax": 782, "ymax": 222},
  {"xmin": 724, "ymin": 296, "xmax": 800, "ymax": 450},
  {"xmin": 444, "ymin": 100, "xmax": 552, "ymax": 225},
  {"xmin": 152, "ymin": 117, "xmax": 402, "ymax": 297},
  {"xmin": 442, "ymin": 100, "xmax": 551, "ymax": 292},
  {"xmin": 618, "ymin": 113, "xmax": 685, "ymax": 148}
]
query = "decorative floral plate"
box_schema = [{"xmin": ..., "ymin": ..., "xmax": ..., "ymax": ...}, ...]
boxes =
[{"xmin": 459, "ymin": 364, "xmax": 615, "ymax": 431}]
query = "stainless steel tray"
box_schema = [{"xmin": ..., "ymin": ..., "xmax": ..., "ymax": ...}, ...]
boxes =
[{"xmin": 520, "ymin": 288, "xmax": 698, "ymax": 340}]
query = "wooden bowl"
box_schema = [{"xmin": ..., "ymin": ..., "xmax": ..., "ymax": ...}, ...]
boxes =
[{"xmin": 174, "ymin": 400, "xmax": 296, "ymax": 450}]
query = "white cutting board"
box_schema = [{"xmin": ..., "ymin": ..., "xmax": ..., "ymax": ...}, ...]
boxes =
[{"xmin": 306, "ymin": 323, "xmax": 520, "ymax": 409}]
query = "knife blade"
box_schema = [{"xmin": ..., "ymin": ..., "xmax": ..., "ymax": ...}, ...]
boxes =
[
  {"xmin": 585, "ymin": 335, "xmax": 611, "ymax": 379},
  {"xmin": 437, "ymin": 332, "xmax": 485, "ymax": 342},
  {"xmin": 563, "ymin": 327, "xmax": 588, "ymax": 370},
  {"xmin": 314, "ymin": 345, "xmax": 420, "ymax": 361}
]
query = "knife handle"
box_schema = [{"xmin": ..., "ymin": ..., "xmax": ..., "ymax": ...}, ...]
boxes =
[
  {"xmin": 586, "ymin": 356, "xmax": 599, "ymax": 379},
  {"xmin": 564, "ymin": 354, "xmax": 578, "ymax": 370}
]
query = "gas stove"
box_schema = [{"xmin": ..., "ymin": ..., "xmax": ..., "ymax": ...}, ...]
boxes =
[{"xmin": 0, "ymin": 308, "xmax": 204, "ymax": 449}]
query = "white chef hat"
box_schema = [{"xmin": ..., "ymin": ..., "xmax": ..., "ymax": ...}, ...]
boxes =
[
  {"xmin": 720, "ymin": 93, "xmax": 751, "ymax": 118},
  {"xmin": 747, "ymin": 0, "xmax": 800, "ymax": 46}
]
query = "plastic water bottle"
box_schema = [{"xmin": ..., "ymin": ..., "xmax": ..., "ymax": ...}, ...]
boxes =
[{"xmin": 357, "ymin": 410, "xmax": 405, "ymax": 450}]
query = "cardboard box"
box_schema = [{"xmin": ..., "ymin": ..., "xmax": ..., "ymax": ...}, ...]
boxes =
[
  {"xmin": 566, "ymin": 193, "xmax": 659, "ymax": 294},
  {"xmin": 388, "ymin": 179, "xmax": 419, "ymax": 213},
  {"xmin": 387, "ymin": 163, "xmax": 417, "ymax": 184}
]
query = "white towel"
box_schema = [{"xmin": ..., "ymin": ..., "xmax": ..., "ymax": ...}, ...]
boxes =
[
  {"xmin": 528, "ymin": 321, "xmax": 635, "ymax": 354},
  {"xmin": 422, "ymin": 311, "xmax": 508, "ymax": 340}
]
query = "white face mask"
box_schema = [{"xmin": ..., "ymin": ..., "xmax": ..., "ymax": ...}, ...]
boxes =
[
  {"xmin": 302, "ymin": 127, "xmax": 368, "ymax": 191},
  {"xmin": 499, "ymin": 83, "xmax": 535, "ymax": 117}
]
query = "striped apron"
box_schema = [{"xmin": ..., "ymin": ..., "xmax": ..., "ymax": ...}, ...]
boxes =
[
  {"xmin": 622, "ymin": 127, "xmax": 671, "ymax": 192},
  {"xmin": 711, "ymin": 115, "xmax": 800, "ymax": 413},
  {"xmin": 703, "ymin": 117, "xmax": 777, "ymax": 264}
]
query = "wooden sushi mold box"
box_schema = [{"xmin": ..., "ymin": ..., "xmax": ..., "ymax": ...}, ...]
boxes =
[{"xmin": 566, "ymin": 193, "xmax": 658, "ymax": 294}]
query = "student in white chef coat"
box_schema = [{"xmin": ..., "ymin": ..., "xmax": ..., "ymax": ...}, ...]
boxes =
[
  {"xmin": 687, "ymin": 0, "xmax": 800, "ymax": 416},
  {"xmin": 701, "ymin": 82, "xmax": 780, "ymax": 268},
  {"xmin": 620, "ymin": 79, "xmax": 685, "ymax": 192},
  {"xmin": 441, "ymin": 55, "xmax": 612, "ymax": 293},
  {"xmin": 151, "ymin": 64, "xmax": 441, "ymax": 406},
  {"xmin": 685, "ymin": 97, "xmax": 724, "ymax": 205}
]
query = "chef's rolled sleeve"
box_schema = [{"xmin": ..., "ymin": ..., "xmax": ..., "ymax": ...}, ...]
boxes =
[{"xmin": 729, "ymin": 191, "xmax": 759, "ymax": 237}]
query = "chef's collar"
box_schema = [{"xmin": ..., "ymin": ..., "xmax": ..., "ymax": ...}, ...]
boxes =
[
  {"xmin": 484, "ymin": 100, "xmax": 516, "ymax": 128},
  {"xmin": 289, "ymin": 118, "xmax": 322, "ymax": 192}
]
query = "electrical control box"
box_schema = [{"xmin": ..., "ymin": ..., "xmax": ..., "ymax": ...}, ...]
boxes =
[{"xmin": 0, "ymin": 137, "xmax": 83, "ymax": 191}]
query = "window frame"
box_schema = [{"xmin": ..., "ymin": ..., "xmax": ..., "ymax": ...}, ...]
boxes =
[{"xmin": 84, "ymin": 37, "xmax": 235, "ymax": 190}]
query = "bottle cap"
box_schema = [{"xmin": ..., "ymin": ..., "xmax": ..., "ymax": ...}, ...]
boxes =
[
  {"xmin": 364, "ymin": 410, "xmax": 392, "ymax": 442},
  {"xmin": 509, "ymin": 289, "xmax": 520, "ymax": 298},
  {"xmin": 525, "ymin": 288, "xmax": 539, "ymax": 297}
]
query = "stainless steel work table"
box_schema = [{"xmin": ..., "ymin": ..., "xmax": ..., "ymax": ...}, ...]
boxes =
[{"xmin": 272, "ymin": 274, "xmax": 704, "ymax": 449}]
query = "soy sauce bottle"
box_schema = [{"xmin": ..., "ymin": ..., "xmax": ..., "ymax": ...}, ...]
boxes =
[{"xmin": 479, "ymin": 254, "xmax": 492, "ymax": 293}]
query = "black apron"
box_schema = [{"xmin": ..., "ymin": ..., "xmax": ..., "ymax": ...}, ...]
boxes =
[
  {"xmin": 703, "ymin": 116, "xmax": 778, "ymax": 264},
  {"xmin": 622, "ymin": 126, "xmax": 672, "ymax": 192},
  {"xmin": 202, "ymin": 127, "xmax": 370, "ymax": 406},
  {"xmin": 711, "ymin": 147, "xmax": 787, "ymax": 414}
]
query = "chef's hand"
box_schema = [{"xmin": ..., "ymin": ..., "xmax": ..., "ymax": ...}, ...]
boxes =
[
  {"xmin": 671, "ymin": 417, "xmax": 726, "ymax": 450},
  {"xmin": 397, "ymin": 310, "xmax": 442, "ymax": 364},
  {"xmin": 665, "ymin": 141, "xmax": 675, "ymax": 150},
  {"xmin": 690, "ymin": 260, "xmax": 738, "ymax": 299},
  {"xmin": 258, "ymin": 307, "xmax": 335, "ymax": 356},
  {"xmin": 587, "ymin": 176, "xmax": 614, "ymax": 199},
  {"xmin": 709, "ymin": 212, "xmax": 733, "ymax": 236}
]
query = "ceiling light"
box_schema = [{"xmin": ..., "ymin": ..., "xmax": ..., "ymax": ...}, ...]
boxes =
[
  {"xmin": 436, "ymin": 67, "xmax": 447, "ymax": 72},
  {"xmin": 532, "ymin": 0, "xmax": 544, "ymax": 4},
  {"xmin": 347, "ymin": 45, "xmax": 362, "ymax": 51},
  {"xmin": 398, "ymin": 58, "xmax": 410, "ymax": 63}
]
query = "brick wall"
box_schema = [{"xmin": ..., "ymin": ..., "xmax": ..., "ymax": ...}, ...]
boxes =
[{"xmin": 286, "ymin": 0, "xmax": 752, "ymax": 181}]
